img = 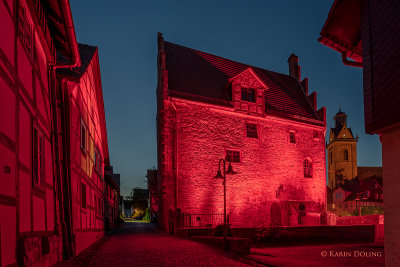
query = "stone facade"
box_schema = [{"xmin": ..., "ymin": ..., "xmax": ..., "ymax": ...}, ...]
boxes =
[
  {"xmin": 157, "ymin": 34, "xmax": 327, "ymax": 231},
  {"xmin": 168, "ymin": 99, "xmax": 326, "ymax": 227}
]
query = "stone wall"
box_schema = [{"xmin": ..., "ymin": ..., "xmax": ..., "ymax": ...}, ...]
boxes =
[
  {"xmin": 169, "ymin": 99, "xmax": 326, "ymax": 227},
  {"xmin": 17, "ymin": 234, "xmax": 62, "ymax": 267}
]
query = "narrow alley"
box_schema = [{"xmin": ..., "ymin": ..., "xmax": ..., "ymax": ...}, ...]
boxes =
[{"xmin": 56, "ymin": 222, "xmax": 252, "ymax": 266}]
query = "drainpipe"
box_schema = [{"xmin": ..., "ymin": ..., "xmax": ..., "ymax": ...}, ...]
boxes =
[
  {"xmin": 49, "ymin": 0, "xmax": 80, "ymax": 259},
  {"xmin": 170, "ymin": 101, "xmax": 178, "ymax": 211},
  {"xmin": 341, "ymin": 52, "xmax": 362, "ymax": 68}
]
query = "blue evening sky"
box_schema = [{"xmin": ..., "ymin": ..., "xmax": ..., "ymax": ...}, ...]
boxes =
[{"xmin": 70, "ymin": 0, "xmax": 382, "ymax": 197}]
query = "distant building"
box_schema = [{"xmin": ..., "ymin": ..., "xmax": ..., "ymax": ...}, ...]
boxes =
[
  {"xmin": 327, "ymin": 109, "xmax": 358, "ymax": 189},
  {"xmin": 104, "ymin": 166, "xmax": 120, "ymax": 231},
  {"xmin": 146, "ymin": 169, "xmax": 159, "ymax": 222},
  {"xmin": 132, "ymin": 188, "xmax": 149, "ymax": 216},
  {"xmin": 332, "ymin": 177, "xmax": 383, "ymax": 214},
  {"xmin": 156, "ymin": 33, "xmax": 327, "ymax": 232}
]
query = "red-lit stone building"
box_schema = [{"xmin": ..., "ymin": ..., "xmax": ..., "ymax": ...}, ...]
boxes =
[
  {"xmin": 319, "ymin": 0, "xmax": 400, "ymax": 265},
  {"xmin": 157, "ymin": 34, "xmax": 327, "ymax": 232}
]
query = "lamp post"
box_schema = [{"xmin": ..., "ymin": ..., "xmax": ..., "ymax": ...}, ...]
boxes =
[{"xmin": 214, "ymin": 156, "xmax": 237, "ymax": 251}]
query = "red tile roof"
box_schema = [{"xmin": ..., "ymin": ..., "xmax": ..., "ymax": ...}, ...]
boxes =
[{"xmin": 164, "ymin": 41, "xmax": 321, "ymax": 121}]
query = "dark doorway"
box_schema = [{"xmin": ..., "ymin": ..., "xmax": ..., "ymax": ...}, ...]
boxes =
[{"xmin": 271, "ymin": 202, "xmax": 281, "ymax": 226}]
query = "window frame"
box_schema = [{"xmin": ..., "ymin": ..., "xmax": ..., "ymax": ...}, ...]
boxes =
[
  {"xmin": 81, "ymin": 182, "xmax": 87, "ymax": 210},
  {"xmin": 344, "ymin": 149, "xmax": 349, "ymax": 161},
  {"xmin": 226, "ymin": 150, "xmax": 241, "ymax": 163},
  {"xmin": 246, "ymin": 123, "xmax": 258, "ymax": 138},
  {"xmin": 241, "ymin": 87, "xmax": 256, "ymax": 103},
  {"xmin": 303, "ymin": 158, "xmax": 313, "ymax": 178},
  {"xmin": 80, "ymin": 119, "xmax": 87, "ymax": 153},
  {"xmin": 289, "ymin": 132, "xmax": 296, "ymax": 144},
  {"xmin": 17, "ymin": 2, "xmax": 33, "ymax": 60}
]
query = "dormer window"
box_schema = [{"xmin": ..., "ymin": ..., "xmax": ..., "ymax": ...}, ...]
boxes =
[{"xmin": 241, "ymin": 87, "xmax": 256, "ymax": 103}]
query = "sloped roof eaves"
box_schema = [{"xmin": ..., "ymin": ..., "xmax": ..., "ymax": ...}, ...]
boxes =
[
  {"xmin": 164, "ymin": 41, "xmax": 321, "ymax": 121},
  {"xmin": 56, "ymin": 43, "xmax": 97, "ymax": 78}
]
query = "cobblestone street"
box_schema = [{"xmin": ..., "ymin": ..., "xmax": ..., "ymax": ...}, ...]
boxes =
[{"xmin": 56, "ymin": 222, "xmax": 252, "ymax": 266}]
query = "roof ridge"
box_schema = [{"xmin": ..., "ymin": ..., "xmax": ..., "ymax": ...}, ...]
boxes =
[{"xmin": 165, "ymin": 41, "xmax": 295, "ymax": 80}]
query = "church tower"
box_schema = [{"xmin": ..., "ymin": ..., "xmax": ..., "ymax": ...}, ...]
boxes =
[{"xmin": 327, "ymin": 109, "xmax": 358, "ymax": 189}]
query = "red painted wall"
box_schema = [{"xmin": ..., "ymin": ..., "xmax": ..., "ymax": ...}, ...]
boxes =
[
  {"xmin": 59, "ymin": 50, "xmax": 108, "ymax": 255},
  {"xmin": 0, "ymin": 0, "xmax": 58, "ymax": 265}
]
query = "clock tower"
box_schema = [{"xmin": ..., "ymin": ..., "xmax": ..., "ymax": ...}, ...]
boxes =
[{"xmin": 327, "ymin": 109, "xmax": 358, "ymax": 189}]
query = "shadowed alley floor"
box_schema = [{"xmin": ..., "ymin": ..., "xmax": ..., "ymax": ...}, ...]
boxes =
[{"xmin": 56, "ymin": 222, "xmax": 252, "ymax": 266}]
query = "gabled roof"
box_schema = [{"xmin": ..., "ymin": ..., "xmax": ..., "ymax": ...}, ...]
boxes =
[
  {"xmin": 56, "ymin": 43, "xmax": 97, "ymax": 78},
  {"xmin": 331, "ymin": 125, "xmax": 354, "ymax": 139},
  {"xmin": 164, "ymin": 41, "xmax": 321, "ymax": 121},
  {"xmin": 335, "ymin": 177, "xmax": 383, "ymax": 202}
]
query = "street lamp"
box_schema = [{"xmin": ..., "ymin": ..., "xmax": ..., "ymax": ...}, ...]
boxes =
[{"xmin": 214, "ymin": 156, "xmax": 237, "ymax": 251}]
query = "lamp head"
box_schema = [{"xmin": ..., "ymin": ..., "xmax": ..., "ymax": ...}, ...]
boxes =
[
  {"xmin": 214, "ymin": 170, "xmax": 223, "ymax": 179},
  {"xmin": 226, "ymin": 164, "xmax": 237, "ymax": 175}
]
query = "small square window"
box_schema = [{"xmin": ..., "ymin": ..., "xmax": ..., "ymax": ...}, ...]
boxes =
[
  {"xmin": 226, "ymin": 150, "xmax": 240, "ymax": 163},
  {"xmin": 241, "ymin": 87, "xmax": 256, "ymax": 103},
  {"xmin": 290, "ymin": 132, "xmax": 296, "ymax": 144},
  {"xmin": 246, "ymin": 123, "xmax": 258, "ymax": 138}
]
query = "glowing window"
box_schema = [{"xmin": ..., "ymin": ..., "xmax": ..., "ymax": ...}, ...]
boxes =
[
  {"xmin": 290, "ymin": 132, "xmax": 296, "ymax": 144},
  {"xmin": 81, "ymin": 120, "xmax": 87, "ymax": 152},
  {"xmin": 241, "ymin": 87, "xmax": 256, "ymax": 103},
  {"xmin": 246, "ymin": 123, "xmax": 258, "ymax": 138},
  {"xmin": 226, "ymin": 150, "xmax": 240, "ymax": 163},
  {"xmin": 33, "ymin": 127, "xmax": 44, "ymax": 187},
  {"xmin": 344, "ymin": 149, "xmax": 348, "ymax": 161},
  {"xmin": 303, "ymin": 159, "xmax": 312, "ymax": 178}
]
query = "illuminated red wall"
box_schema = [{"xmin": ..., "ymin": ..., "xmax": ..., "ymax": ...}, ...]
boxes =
[
  {"xmin": 160, "ymin": 98, "xmax": 326, "ymax": 228},
  {"xmin": 0, "ymin": 0, "xmax": 59, "ymax": 265},
  {"xmin": 58, "ymin": 48, "xmax": 109, "ymax": 255}
]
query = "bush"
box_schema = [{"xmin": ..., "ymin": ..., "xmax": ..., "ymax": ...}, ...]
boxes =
[{"xmin": 143, "ymin": 208, "xmax": 151, "ymax": 222}]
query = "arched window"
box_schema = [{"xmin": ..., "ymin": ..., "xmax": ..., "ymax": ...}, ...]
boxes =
[
  {"xmin": 303, "ymin": 159, "xmax": 312, "ymax": 178},
  {"xmin": 344, "ymin": 149, "xmax": 348, "ymax": 161}
]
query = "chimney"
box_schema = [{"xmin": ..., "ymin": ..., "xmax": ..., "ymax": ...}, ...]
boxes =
[{"xmin": 288, "ymin": 53, "xmax": 301, "ymax": 81}]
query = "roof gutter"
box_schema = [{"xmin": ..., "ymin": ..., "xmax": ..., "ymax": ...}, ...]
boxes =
[
  {"xmin": 341, "ymin": 51, "xmax": 362, "ymax": 68},
  {"xmin": 55, "ymin": 0, "xmax": 81, "ymax": 69}
]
